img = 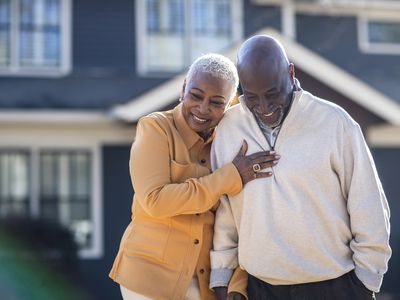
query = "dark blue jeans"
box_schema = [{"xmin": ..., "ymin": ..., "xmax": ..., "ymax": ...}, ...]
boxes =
[{"xmin": 247, "ymin": 270, "xmax": 376, "ymax": 300}]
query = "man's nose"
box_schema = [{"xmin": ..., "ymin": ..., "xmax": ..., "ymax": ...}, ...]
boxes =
[{"xmin": 260, "ymin": 98, "xmax": 273, "ymax": 112}]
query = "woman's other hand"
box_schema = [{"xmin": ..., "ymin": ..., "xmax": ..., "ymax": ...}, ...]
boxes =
[
  {"xmin": 227, "ymin": 292, "xmax": 246, "ymax": 300},
  {"xmin": 232, "ymin": 140, "xmax": 280, "ymax": 185}
]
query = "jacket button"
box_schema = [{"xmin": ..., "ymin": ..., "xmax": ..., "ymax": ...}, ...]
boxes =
[
  {"xmin": 199, "ymin": 269, "xmax": 205, "ymax": 274},
  {"xmin": 194, "ymin": 239, "xmax": 199, "ymax": 244},
  {"xmin": 200, "ymin": 159, "xmax": 206, "ymax": 164}
]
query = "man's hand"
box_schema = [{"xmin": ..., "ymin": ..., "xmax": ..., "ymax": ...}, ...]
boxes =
[{"xmin": 227, "ymin": 292, "xmax": 246, "ymax": 300}]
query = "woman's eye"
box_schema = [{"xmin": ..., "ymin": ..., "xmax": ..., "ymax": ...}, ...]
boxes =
[
  {"xmin": 191, "ymin": 93, "xmax": 202, "ymax": 100},
  {"xmin": 211, "ymin": 101, "xmax": 225, "ymax": 107}
]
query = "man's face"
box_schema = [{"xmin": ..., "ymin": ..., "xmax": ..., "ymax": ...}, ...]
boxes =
[{"xmin": 239, "ymin": 62, "xmax": 294, "ymax": 128}]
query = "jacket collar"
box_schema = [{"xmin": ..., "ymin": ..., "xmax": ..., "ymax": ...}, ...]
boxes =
[{"xmin": 173, "ymin": 103, "xmax": 214, "ymax": 149}]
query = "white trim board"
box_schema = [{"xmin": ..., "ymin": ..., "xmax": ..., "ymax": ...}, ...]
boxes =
[
  {"xmin": 112, "ymin": 28, "xmax": 400, "ymax": 125},
  {"xmin": 368, "ymin": 125, "xmax": 400, "ymax": 147},
  {"xmin": 0, "ymin": 111, "xmax": 136, "ymax": 144},
  {"xmin": 251, "ymin": 0, "xmax": 400, "ymax": 17},
  {"xmin": 0, "ymin": 110, "xmax": 111, "ymax": 124}
]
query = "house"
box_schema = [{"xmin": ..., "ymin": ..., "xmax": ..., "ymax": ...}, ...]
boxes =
[{"xmin": 0, "ymin": 0, "xmax": 399, "ymax": 299}]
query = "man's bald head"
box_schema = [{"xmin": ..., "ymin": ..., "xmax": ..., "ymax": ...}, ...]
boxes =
[{"xmin": 237, "ymin": 35, "xmax": 290, "ymax": 73}]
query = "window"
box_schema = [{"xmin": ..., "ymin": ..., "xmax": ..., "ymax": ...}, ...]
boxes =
[
  {"xmin": 136, "ymin": 0, "xmax": 243, "ymax": 75},
  {"xmin": 0, "ymin": 150, "xmax": 30, "ymax": 217},
  {"xmin": 40, "ymin": 151, "xmax": 92, "ymax": 248},
  {"xmin": 358, "ymin": 17, "xmax": 400, "ymax": 55},
  {"xmin": 0, "ymin": 0, "xmax": 71, "ymax": 76},
  {"xmin": 0, "ymin": 148, "xmax": 99, "ymax": 258}
]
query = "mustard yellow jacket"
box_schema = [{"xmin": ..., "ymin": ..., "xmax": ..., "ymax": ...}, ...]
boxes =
[{"xmin": 109, "ymin": 104, "xmax": 246, "ymax": 300}]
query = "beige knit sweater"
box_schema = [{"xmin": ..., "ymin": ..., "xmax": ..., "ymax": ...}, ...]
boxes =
[{"xmin": 209, "ymin": 90, "xmax": 391, "ymax": 293}]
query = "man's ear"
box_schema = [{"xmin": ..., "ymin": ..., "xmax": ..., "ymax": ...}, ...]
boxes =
[{"xmin": 180, "ymin": 78, "xmax": 187, "ymax": 100}]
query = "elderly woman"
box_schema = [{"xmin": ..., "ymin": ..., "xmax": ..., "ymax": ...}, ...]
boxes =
[{"xmin": 109, "ymin": 54, "xmax": 278, "ymax": 300}]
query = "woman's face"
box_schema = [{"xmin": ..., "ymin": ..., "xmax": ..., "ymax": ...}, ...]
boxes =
[{"xmin": 181, "ymin": 71, "xmax": 233, "ymax": 138}]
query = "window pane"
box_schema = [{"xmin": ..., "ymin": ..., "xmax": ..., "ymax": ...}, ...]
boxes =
[
  {"xmin": 0, "ymin": 151, "xmax": 30, "ymax": 218},
  {"xmin": 145, "ymin": 0, "xmax": 185, "ymax": 72},
  {"xmin": 190, "ymin": 0, "xmax": 232, "ymax": 62},
  {"xmin": 369, "ymin": 21, "xmax": 400, "ymax": 44},
  {"xmin": 19, "ymin": 0, "xmax": 61, "ymax": 67},
  {"xmin": 0, "ymin": 0, "xmax": 10, "ymax": 66},
  {"xmin": 141, "ymin": 0, "xmax": 236, "ymax": 73},
  {"xmin": 40, "ymin": 151, "xmax": 92, "ymax": 249}
]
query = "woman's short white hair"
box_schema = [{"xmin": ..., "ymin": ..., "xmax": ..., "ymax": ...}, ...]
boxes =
[{"xmin": 186, "ymin": 53, "xmax": 239, "ymax": 101}]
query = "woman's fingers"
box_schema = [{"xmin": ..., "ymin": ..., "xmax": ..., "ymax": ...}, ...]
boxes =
[
  {"xmin": 247, "ymin": 150, "xmax": 276, "ymax": 160},
  {"xmin": 237, "ymin": 140, "xmax": 248, "ymax": 156},
  {"xmin": 254, "ymin": 170, "xmax": 273, "ymax": 179},
  {"xmin": 253, "ymin": 155, "xmax": 280, "ymax": 169}
]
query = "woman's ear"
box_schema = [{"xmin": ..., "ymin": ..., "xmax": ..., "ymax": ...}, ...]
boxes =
[
  {"xmin": 289, "ymin": 63, "xmax": 295, "ymax": 83},
  {"xmin": 180, "ymin": 78, "xmax": 187, "ymax": 101}
]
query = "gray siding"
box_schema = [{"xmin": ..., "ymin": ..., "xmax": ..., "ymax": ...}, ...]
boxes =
[
  {"xmin": 296, "ymin": 14, "xmax": 400, "ymax": 104},
  {"xmin": 372, "ymin": 148, "xmax": 400, "ymax": 297}
]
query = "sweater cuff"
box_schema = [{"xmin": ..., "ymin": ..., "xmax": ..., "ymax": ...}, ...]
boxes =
[
  {"xmin": 209, "ymin": 268, "xmax": 233, "ymax": 289},
  {"xmin": 354, "ymin": 266, "xmax": 383, "ymax": 293}
]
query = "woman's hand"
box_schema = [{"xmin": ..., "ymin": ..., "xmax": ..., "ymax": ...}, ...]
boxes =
[
  {"xmin": 214, "ymin": 287, "xmax": 228, "ymax": 300},
  {"xmin": 214, "ymin": 287, "xmax": 246, "ymax": 300},
  {"xmin": 232, "ymin": 140, "xmax": 280, "ymax": 185}
]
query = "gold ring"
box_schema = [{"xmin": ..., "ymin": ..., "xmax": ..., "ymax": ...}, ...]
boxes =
[{"xmin": 252, "ymin": 163, "xmax": 261, "ymax": 172}]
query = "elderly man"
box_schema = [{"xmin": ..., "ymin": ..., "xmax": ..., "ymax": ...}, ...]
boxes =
[{"xmin": 209, "ymin": 35, "xmax": 391, "ymax": 300}]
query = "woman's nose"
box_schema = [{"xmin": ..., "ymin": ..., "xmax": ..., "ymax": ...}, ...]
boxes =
[{"xmin": 198, "ymin": 101, "xmax": 210, "ymax": 114}]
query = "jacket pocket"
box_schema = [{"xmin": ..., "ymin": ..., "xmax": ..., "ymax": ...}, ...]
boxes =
[
  {"xmin": 124, "ymin": 220, "xmax": 171, "ymax": 262},
  {"xmin": 170, "ymin": 160, "xmax": 198, "ymax": 183}
]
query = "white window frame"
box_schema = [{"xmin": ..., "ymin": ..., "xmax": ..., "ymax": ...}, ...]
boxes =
[
  {"xmin": 0, "ymin": 0, "xmax": 72, "ymax": 77},
  {"xmin": 0, "ymin": 111, "xmax": 137, "ymax": 259},
  {"xmin": 358, "ymin": 15, "xmax": 400, "ymax": 55},
  {"xmin": 135, "ymin": 0, "xmax": 243, "ymax": 77},
  {"xmin": 0, "ymin": 138, "xmax": 102, "ymax": 259}
]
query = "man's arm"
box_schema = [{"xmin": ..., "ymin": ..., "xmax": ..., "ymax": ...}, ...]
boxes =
[
  {"xmin": 336, "ymin": 120, "xmax": 391, "ymax": 292},
  {"xmin": 209, "ymin": 194, "xmax": 240, "ymax": 289}
]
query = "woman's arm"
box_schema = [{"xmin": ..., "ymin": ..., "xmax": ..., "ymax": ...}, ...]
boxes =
[{"xmin": 130, "ymin": 116, "xmax": 242, "ymax": 218}]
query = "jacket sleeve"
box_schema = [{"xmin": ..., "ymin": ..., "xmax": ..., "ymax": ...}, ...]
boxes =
[
  {"xmin": 228, "ymin": 267, "xmax": 248, "ymax": 299},
  {"xmin": 336, "ymin": 119, "xmax": 391, "ymax": 292},
  {"xmin": 130, "ymin": 116, "xmax": 242, "ymax": 218}
]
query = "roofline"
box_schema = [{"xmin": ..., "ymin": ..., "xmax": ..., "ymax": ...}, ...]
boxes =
[
  {"xmin": 112, "ymin": 28, "xmax": 400, "ymax": 125},
  {"xmin": 252, "ymin": 0, "xmax": 400, "ymax": 16},
  {"xmin": 265, "ymin": 29, "xmax": 400, "ymax": 125},
  {"xmin": 368, "ymin": 125, "xmax": 400, "ymax": 147}
]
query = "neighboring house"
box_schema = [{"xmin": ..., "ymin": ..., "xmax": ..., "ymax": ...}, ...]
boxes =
[{"xmin": 0, "ymin": 0, "xmax": 399, "ymax": 299}]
